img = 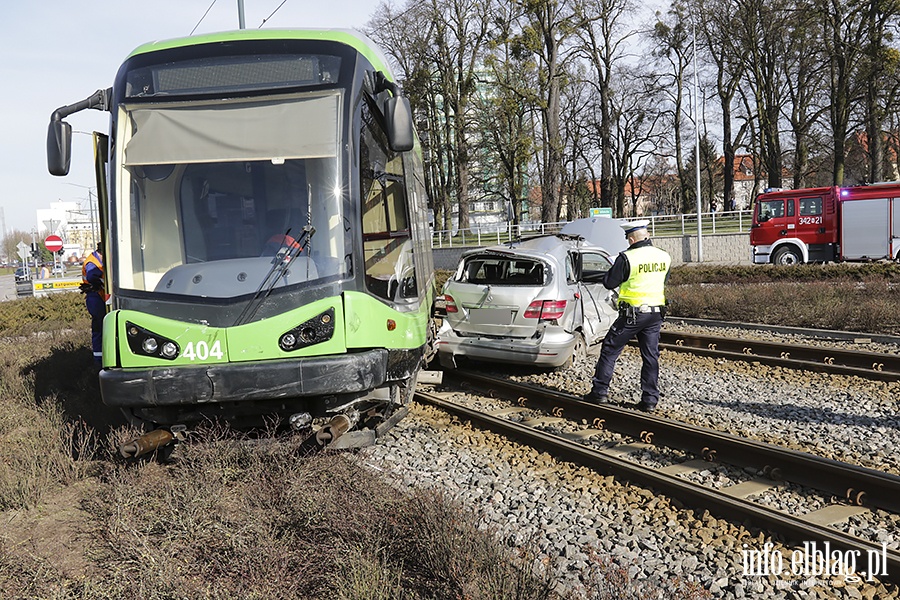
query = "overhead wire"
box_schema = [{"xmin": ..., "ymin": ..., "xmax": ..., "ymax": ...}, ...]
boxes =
[
  {"xmin": 191, "ymin": 0, "xmax": 219, "ymax": 35},
  {"xmin": 260, "ymin": 0, "xmax": 290, "ymax": 28}
]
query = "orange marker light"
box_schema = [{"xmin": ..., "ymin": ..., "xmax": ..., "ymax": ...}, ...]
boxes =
[{"xmin": 386, "ymin": 319, "xmax": 397, "ymax": 331}]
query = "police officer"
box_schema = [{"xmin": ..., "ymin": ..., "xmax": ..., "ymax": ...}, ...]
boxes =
[
  {"xmin": 81, "ymin": 243, "xmax": 107, "ymax": 365},
  {"xmin": 583, "ymin": 219, "xmax": 671, "ymax": 412}
]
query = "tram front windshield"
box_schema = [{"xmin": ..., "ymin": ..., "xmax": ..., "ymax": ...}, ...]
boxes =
[{"xmin": 115, "ymin": 91, "xmax": 347, "ymax": 299}]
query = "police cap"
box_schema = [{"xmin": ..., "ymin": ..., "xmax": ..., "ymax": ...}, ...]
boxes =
[{"xmin": 620, "ymin": 219, "xmax": 650, "ymax": 235}]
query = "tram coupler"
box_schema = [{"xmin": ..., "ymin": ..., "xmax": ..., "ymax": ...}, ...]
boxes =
[
  {"xmin": 295, "ymin": 411, "xmax": 360, "ymax": 454},
  {"xmin": 119, "ymin": 425, "xmax": 185, "ymax": 459},
  {"xmin": 315, "ymin": 411, "xmax": 359, "ymax": 446}
]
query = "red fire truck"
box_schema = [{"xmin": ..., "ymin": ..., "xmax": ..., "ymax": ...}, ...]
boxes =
[{"xmin": 750, "ymin": 183, "xmax": 900, "ymax": 265}]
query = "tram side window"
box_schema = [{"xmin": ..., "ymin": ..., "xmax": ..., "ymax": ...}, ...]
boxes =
[{"xmin": 360, "ymin": 100, "xmax": 416, "ymax": 302}]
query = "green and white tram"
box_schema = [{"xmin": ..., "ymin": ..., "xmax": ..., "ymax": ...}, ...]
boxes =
[{"xmin": 47, "ymin": 29, "xmax": 435, "ymax": 446}]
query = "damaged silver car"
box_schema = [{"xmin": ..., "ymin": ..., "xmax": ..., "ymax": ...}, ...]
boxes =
[{"xmin": 436, "ymin": 234, "xmax": 618, "ymax": 370}]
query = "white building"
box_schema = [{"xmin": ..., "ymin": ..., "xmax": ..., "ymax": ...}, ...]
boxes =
[{"xmin": 36, "ymin": 200, "xmax": 98, "ymax": 260}]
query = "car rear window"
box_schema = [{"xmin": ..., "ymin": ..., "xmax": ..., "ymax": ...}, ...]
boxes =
[{"xmin": 462, "ymin": 257, "xmax": 544, "ymax": 285}]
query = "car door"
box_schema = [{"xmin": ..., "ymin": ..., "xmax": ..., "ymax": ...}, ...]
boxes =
[{"xmin": 576, "ymin": 250, "xmax": 616, "ymax": 345}]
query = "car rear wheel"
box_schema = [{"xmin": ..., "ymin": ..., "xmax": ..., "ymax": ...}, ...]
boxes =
[{"xmin": 557, "ymin": 332, "xmax": 586, "ymax": 372}]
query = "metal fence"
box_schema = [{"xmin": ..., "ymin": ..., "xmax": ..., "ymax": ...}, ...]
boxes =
[{"xmin": 431, "ymin": 210, "xmax": 753, "ymax": 248}]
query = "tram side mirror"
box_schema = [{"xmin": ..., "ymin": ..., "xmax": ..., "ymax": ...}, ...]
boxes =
[
  {"xmin": 384, "ymin": 96, "xmax": 414, "ymax": 152},
  {"xmin": 47, "ymin": 120, "xmax": 73, "ymax": 176}
]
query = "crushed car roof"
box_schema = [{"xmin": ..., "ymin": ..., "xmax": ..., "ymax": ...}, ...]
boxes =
[{"xmin": 460, "ymin": 233, "xmax": 610, "ymax": 262}]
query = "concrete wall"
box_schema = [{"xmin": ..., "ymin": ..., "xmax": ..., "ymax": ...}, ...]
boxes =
[
  {"xmin": 432, "ymin": 232, "xmax": 752, "ymax": 271},
  {"xmin": 652, "ymin": 232, "xmax": 752, "ymax": 267}
]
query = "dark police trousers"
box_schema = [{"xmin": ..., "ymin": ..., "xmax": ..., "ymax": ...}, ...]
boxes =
[
  {"xmin": 589, "ymin": 310, "xmax": 663, "ymax": 407},
  {"xmin": 85, "ymin": 291, "xmax": 104, "ymax": 364}
]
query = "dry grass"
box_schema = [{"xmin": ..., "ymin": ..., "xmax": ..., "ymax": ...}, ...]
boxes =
[
  {"xmin": 666, "ymin": 264, "xmax": 900, "ymax": 334},
  {"xmin": 0, "ymin": 297, "xmax": 566, "ymax": 599}
]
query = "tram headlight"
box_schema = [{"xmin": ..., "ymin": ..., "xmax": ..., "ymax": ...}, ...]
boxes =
[
  {"xmin": 279, "ymin": 333, "xmax": 297, "ymax": 350},
  {"xmin": 142, "ymin": 338, "xmax": 159, "ymax": 354},
  {"xmin": 279, "ymin": 308, "xmax": 336, "ymax": 352},
  {"xmin": 125, "ymin": 321, "xmax": 180, "ymax": 360},
  {"xmin": 161, "ymin": 342, "xmax": 178, "ymax": 359}
]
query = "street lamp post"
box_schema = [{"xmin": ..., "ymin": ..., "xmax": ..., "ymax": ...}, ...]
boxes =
[{"xmin": 691, "ymin": 12, "xmax": 703, "ymax": 263}]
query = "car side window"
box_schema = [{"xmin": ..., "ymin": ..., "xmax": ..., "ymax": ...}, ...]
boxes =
[{"xmin": 581, "ymin": 252, "xmax": 612, "ymax": 281}]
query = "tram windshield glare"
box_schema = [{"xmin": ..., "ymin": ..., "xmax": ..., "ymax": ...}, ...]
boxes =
[{"xmin": 115, "ymin": 91, "xmax": 346, "ymax": 298}]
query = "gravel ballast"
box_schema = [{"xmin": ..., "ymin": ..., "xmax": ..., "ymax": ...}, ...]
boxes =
[{"xmin": 358, "ymin": 323, "xmax": 900, "ymax": 599}]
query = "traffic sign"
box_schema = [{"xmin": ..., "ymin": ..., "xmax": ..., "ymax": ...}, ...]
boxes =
[
  {"xmin": 44, "ymin": 235, "xmax": 64, "ymax": 253},
  {"xmin": 16, "ymin": 241, "xmax": 28, "ymax": 262}
]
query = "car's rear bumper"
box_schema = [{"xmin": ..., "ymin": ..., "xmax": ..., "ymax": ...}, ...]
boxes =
[{"xmin": 436, "ymin": 324, "xmax": 575, "ymax": 368}]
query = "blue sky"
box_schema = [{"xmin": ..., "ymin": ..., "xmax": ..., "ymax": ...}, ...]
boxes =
[{"xmin": 0, "ymin": 0, "xmax": 378, "ymax": 236}]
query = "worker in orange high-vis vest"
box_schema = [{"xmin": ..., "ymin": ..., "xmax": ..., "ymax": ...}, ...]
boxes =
[
  {"xmin": 583, "ymin": 220, "xmax": 671, "ymax": 413},
  {"xmin": 81, "ymin": 242, "xmax": 107, "ymax": 365}
]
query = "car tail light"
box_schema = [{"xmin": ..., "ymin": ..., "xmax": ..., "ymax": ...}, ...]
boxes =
[
  {"xmin": 524, "ymin": 300, "xmax": 567, "ymax": 320},
  {"xmin": 444, "ymin": 294, "xmax": 458, "ymax": 313}
]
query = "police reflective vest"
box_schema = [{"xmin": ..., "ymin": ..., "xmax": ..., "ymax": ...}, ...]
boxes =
[{"xmin": 617, "ymin": 245, "xmax": 670, "ymax": 307}]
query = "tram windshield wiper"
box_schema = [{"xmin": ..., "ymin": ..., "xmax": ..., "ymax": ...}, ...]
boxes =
[{"xmin": 234, "ymin": 225, "xmax": 316, "ymax": 326}]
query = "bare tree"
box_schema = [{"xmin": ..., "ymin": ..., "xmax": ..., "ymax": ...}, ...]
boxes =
[
  {"xmin": 2, "ymin": 229, "xmax": 33, "ymax": 265},
  {"xmin": 861, "ymin": 0, "xmax": 900, "ymax": 183},
  {"xmin": 815, "ymin": 0, "xmax": 869, "ymax": 184},
  {"xmin": 516, "ymin": 0, "xmax": 578, "ymax": 223},
  {"xmin": 367, "ymin": 1, "xmax": 453, "ymax": 230},
  {"xmin": 651, "ymin": 1, "xmax": 694, "ymax": 212},
  {"xmin": 695, "ymin": 0, "xmax": 749, "ymax": 209},
  {"xmin": 560, "ymin": 70, "xmax": 596, "ymax": 220},
  {"xmin": 610, "ymin": 65, "xmax": 667, "ymax": 217},
  {"xmin": 368, "ymin": 0, "xmax": 491, "ymax": 233},
  {"xmin": 734, "ymin": 0, "xmax": 790, "ymax": 188},
  {"xmin": 572, "ymin": 0, "xmax": 637, "ymax": 215},
  {"xmin": 477, "ymin": 1, "xmax": 539, "ymax": 226},
  {"xmin": 776, "ymin": 0, "xmax": 829, "ymax": 188}
]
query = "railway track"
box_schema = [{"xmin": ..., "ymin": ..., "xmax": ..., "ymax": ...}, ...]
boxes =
[
  {"xmin": 416, "ymin": 369, "xmax": 900, "ymax": 583},
  {"xmin": 631, "ymin": 317, "xmax": 900, "ymax": 382},
  {"xmin": 652, "ymin": 322, "xmax": 900, "ymax": 381},
  {"xmin": 668, "ymin": 317, "xmax": 900, "ymax": 347}
]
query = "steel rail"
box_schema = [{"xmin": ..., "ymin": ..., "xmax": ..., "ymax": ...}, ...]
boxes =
[
  {"xmin": 416, "ymin": 388, "xmax": 900, "ymax": 582},
  {"xmin": 447, "ymin": 371, "xmax": 900, "ymax": 515},
  {"xmin": 653, "ymin": 331, "xmax": 900, "ymax": 381},
  {"xmin": 666, "ymin": 317, "xmax": 900, "ymax": 347}
]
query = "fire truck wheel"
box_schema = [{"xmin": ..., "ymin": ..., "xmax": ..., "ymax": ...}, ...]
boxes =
[{"xmin": 772, "ymin": 246, "xmax": 801, "ymax": 266}]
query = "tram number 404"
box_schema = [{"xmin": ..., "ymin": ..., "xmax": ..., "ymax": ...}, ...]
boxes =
[{"xmin": 182, "ymin": 340, "xmax": 224, "ymax": 361}]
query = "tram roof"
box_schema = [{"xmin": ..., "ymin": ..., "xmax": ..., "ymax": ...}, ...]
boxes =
[{"xmin": 125, "ymin": 29, "xmax": 394, "ymax": 80}]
